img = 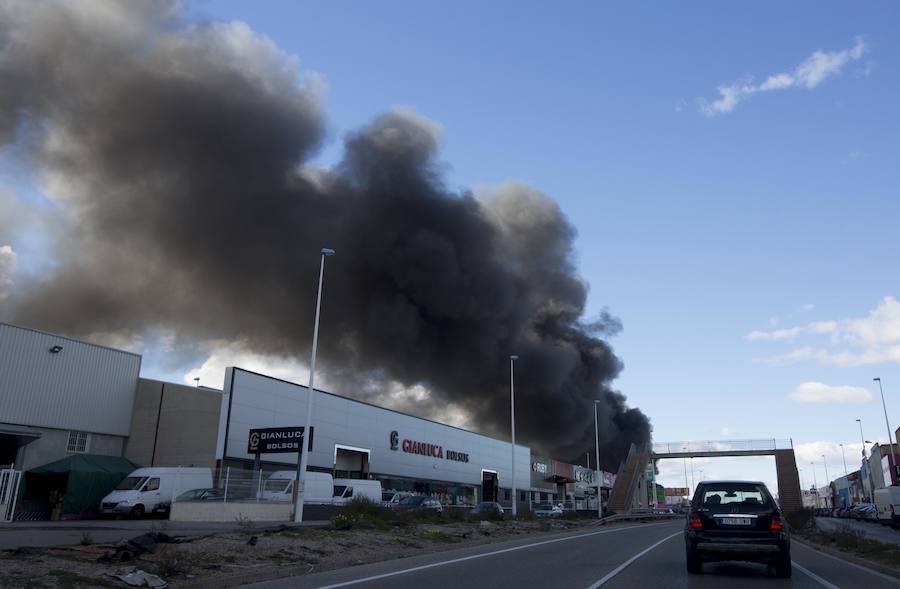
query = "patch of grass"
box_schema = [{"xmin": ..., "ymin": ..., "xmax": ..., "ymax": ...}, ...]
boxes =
[
  {"xmin": 800, "ymin": 526, "xmax": 900, "ymax": 568},
  {"xmin": 79, "ymin": 532, "xmax": 93, "ymax": 546},
  {"xmin": 421, "ymin": 529, "xmax": 459, "ymax": 543}
]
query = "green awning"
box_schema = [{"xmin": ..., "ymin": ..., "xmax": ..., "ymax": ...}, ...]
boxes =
[{"xmin": 29, "ymin": 454, "xmax": 141, "ymax": 515}]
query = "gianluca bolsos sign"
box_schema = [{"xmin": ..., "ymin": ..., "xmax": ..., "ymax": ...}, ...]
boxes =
[{"xmin": 247, "ymin": 426, "xmax": 314, "ymax": 454}]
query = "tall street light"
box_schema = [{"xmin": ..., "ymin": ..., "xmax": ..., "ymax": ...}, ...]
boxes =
[
  {"xmin": 839, "ymin": 444, "xmax": 848, "ymax": 476},
  {"xmin": 874, "ymin": 378, "xmax": 897, "ymax": 474},
  {"xmin": 810, "ymin": 462, "xmax": 818, "ymax": 507},
  {"xmin": 509, "ymin": 355, "xmax": 518, "ymax": 518},
  {"xmin": 856, "ymin": 419, "xmax": 867, "ymax": 458},
  {"xmin": 593, "ymin": 400, "xmax": 602, "ymax": 518},
  {"xmin": 294, "ymin": 247, "xmax": 335, "ymax": 523}
]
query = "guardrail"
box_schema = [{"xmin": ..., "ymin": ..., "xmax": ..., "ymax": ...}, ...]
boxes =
[{"xmin": 597, "ymin": 512, "xmax": 683, "ymax": 525}]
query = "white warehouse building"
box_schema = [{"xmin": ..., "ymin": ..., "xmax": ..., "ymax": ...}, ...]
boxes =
[
  {"xmin": 0, "ymin": 323, "xmax": 141, "ymax": 470},
  {"xmin": 217, "ymin": 368, "xmax": 533, "ymax": 507}
]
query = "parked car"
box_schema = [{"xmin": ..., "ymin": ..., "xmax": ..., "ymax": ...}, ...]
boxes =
[
  {"xmin": 382, "ymin": 491, "xmax": 414, "ymax": 508},
  {"xmin": 685, "ymin": 480, "xmax": 791, "ymax": 578},
  {"xmin": 100, "ymin": 467, "xmax": 213, "ymax": 518},
  {"xmin": 534, "ymin": 502, "xmax": 563, "ymax": 518},
  {"xmin": 396, "ymin": 495, "xmax": 443, "ymax": 513},
  {"xmin": 470, "ymin": 501, "xmax": 505, "ymax": 518},
  {"xmin": 851, "ymin": 503, "xmax": 877, "ymax": 521},
  {"xmin": 176, "ymin": 488, "xmax": 225, "ymax": 502},
  {"xmin": 875, "ymin": 487, "xmax": 900, "ymax": 528}
]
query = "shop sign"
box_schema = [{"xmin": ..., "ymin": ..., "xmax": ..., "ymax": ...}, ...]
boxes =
[
  {"xmin": 532, "ymin": 462, "xmax": 548, "ymax": 474},
  {"xmin": 390, "ymin": 431, "xmax": 469, "ymax": 463},
  {"xmin": 665, "ymin": 487, "xmax": 689, "ymax": 496},
  {"xmin": 247, "ymin": 426, "xmax": 313, "ymax": 454},
  {"xmin": 574, "ymin": 466, "xmax": 595, "ymax": 484},
  {"xmin": 600, "ymin": 471, "xmax": 615, "ymax": 488}
]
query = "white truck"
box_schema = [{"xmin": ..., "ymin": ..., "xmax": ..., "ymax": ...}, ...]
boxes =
[
  {"xmin": 874, "ymin": 486, "xmax": 900, "ymax": 528},
  {"xmin": 261, "ymin": 471, "xmax": 382, "ymax": 505},
  {"xmin": 332, "ymin": 479, "xmax": 382, "ymax": 505},
  {"xmin": 261, "ymin": 471, "xmax": 334, "ymax": 503},
  {"xmin": 100, "ymin": 467, "xmax": 212, "ymax": 517}
]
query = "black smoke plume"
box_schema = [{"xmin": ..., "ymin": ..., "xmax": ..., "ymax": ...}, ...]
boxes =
[{"xmin": 0, "ymin": 1, "xmax": 650, "ymax": 467}]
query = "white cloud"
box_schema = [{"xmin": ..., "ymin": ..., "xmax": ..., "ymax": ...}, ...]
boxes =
[
  {"xmin": 0, "ymin": 245, "xmax": 16, "ymax": 300},
  {"xmin": 795, "ymin": 441, "xmax": 865, "ymax": 483},
  {"xmin": 800, "ymin": 303, "xmax": 816, "ymax": 313},
  {"xmin": 700, "ymin": 38, "xmax": 867, "ymax": 116},
  {"xmin": 789, "ymin": 382, "xmax": 872, "ymax": 404},
  {"xmin": 183, "ymin": 340, "xmax": 310, "ymax": 389},
  {"xmin": 751, "ymin": 297, "xmax": 900, "ymax": 367},
  {"xmin": 746, "ymin": 326, "xmax": 802, "ymax": 341}
]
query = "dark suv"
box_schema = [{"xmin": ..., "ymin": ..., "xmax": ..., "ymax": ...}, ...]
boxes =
[{"xmin": 684, "ymin": 480, "xmax": 790, "ymax": 578}]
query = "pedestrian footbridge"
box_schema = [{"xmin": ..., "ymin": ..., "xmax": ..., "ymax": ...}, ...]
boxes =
[{"xmin": 608, "ymin": 439, "xmax": 803, "ymax": 514}]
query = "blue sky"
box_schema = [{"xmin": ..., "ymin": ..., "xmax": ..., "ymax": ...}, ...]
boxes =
[
  {"xmin": 3, "ymin": 1, "xmax": 899, "ymax": 493},
  {"xmin": 181, "ymin": 1, "xmax": 900, "ymax": 490}
]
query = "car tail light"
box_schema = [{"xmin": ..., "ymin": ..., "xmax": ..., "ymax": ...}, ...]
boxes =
[
  {"xmin": 770, "ymin": 515, "xmax": 783, "ymax": 531},
  {"xmin": 689, "ymin": 513, "xmax": 703, "ymax": 529}
]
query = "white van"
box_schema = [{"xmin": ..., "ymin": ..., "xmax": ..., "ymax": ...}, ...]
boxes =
[
  {"xmin": 261, "ymin": 471, "xmax": 333, "ymax": 503},
  {"xmin": 874, "ymin": 486, "xmax": 900, "ymax": 528},
  {"xmin": 333, "ymin": 479, "xmax": 382, "ymax": 505},
  {"xmin": 100, "ymin": 467, "xmax": 212, "ymax": 517}
]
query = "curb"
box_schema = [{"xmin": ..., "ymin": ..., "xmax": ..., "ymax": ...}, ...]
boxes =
[{"xmin": 793, "ymin": 537, "xmax": 900, "ymax": 581}]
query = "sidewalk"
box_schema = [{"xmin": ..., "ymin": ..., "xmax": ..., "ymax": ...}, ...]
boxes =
[{"xmin": 0, "ymin": 519, "xmax": 327, "ymax": 550}]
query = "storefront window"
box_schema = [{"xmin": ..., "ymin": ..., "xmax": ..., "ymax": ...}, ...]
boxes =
[{"xmin": 378, "ymin": 477, "xmax": 476, "ymax": 506}]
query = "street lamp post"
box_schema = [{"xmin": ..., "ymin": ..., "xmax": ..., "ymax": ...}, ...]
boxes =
[
  {"xmin": 294, "ymin": 247, "xmax": 335, "ymax": 523},
  {"xmin": 682, "ymin": 447, "xmax": 689, "ymax": 499},
  {"xmin": 690, "ymin": 457, "xmax": 695, "ymax": 493},
  {"xmin": 509, "ymin": 355, "xmax": 518, "ymax": 519},
  {"xmin": 856, "ymin": 419, "xmax": 867, "ymax": 458},
  {"xmin": 839, "ymin": 444, "xmax": 848, "ymax": 476},
  {"xmin": 809, "ymin": 462, "xmax": 819, "ymax": 507},
  {"xmin": 874, "ymin": 378, "xmax": 897, "ymax": 478},
  {"xmin": 822, "ymin": 454, "xmax": 829, "ymax": 483},
  {"xmin": 594, "ymin": 400, "xmax": 602, "ymax": 519}
]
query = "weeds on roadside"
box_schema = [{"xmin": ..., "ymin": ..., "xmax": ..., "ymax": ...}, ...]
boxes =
[{"xmin": 80, "ymin": 532, "xmax": 94, "ymax": 546}]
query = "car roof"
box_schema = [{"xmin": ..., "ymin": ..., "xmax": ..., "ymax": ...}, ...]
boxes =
[{"xmin": 697, "ymin": 480, "xmax": 767, "ymax": 486}]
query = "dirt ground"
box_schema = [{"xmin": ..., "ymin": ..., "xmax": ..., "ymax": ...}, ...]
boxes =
[{"xmin": 0, "ymin": 517, "xmax": 605, "ymax": 588}]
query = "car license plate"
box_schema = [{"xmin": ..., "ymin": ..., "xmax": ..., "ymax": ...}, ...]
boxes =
[{"xmin": 721, "ymin": 517, "xmax": 752, "ymax": 526}]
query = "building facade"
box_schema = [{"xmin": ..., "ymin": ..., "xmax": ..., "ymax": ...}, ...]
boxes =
[
  {"xmin": 215, "ymin": 368, "xmax": 536, "ymax": 508},
  {"xmin": 0, "ymin": 323, "xmax": 141, "ymax": 471}
]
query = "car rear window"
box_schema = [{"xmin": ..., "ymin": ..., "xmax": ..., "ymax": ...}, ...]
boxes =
[{"xmin": 695, "ymin": 483, "xmax": 772, "ymax": 509}]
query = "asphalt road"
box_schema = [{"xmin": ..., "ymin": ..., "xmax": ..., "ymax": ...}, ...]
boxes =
[{"xmin": 245, "ymin": 520, "xmax": 900, "ymax": 589}]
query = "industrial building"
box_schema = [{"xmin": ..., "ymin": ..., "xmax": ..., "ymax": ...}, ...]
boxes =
[{"xmin": 0, "ymin": 322, "xmax": 612, "ymax": 519}]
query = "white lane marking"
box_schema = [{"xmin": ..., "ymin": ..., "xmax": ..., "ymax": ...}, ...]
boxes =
[
  {"xmin": 793, "ymin": 562, "xmax": 841, "ymax": 589},
  {"xmin": 794, "ymin": 538, "xmax": 900, "ymax": 585},
  {"xmin": 584, "ymin": 531, "xmax": 681, "ymax": 588},
  {"xmin": 316, "ymin": 522, "xmax": 676, "ymax": 589}
]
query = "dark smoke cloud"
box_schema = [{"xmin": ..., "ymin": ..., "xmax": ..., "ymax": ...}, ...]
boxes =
[{"xmin": 0, "ymin": 0, "xmax": 650, "ymax": 467}]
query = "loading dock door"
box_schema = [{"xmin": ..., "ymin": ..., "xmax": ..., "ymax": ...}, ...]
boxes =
[{"xmin": 482, "ymin": 470, "xmax": 498, "ymax": 502}]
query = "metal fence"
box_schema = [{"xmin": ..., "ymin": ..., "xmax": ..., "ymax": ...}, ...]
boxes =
[
  {"xmin": 652, "ymin": 439, "xmax": 794, "ymax": 455},
  {"xmin": 172, "ymin": 467, "xmax": 296, "ymax": 506}
]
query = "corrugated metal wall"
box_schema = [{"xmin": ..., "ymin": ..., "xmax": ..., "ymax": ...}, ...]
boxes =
[{"xmin": 0, "ymin": 323, "xmax": 141, "ymax": 436}]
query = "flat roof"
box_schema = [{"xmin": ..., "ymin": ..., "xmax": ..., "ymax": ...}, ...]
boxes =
[
  {"xmin": 0, "ymin": 322, "xmax": 142, "ymax": 359},
  {"xmin": 229, "ymin": 366, "xmax": 519, "ymax": 447}
]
